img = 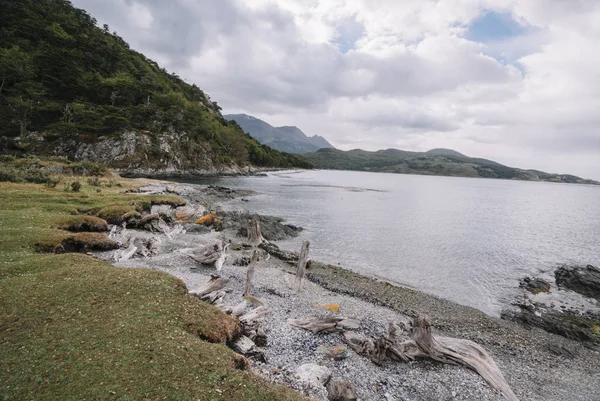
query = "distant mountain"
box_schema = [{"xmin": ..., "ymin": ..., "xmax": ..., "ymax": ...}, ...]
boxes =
[
  {"xmin": 301, "ymin": 148, "xmax": 599, "ymax": 185},
  {"xmin": 224, "ymin": 114, "xmax": 334, "ymax": 154}
]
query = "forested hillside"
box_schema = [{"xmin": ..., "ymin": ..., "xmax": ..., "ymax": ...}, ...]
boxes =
[{"xmin": 0, "ymin": 0, "xmax": 311, "ymax": 171}]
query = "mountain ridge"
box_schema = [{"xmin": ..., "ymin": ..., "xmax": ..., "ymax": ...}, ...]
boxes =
[
  {"xmin": 224, "ymin": 113, "xmax": 334, "ymax": 154},
  {"xmin": 302, "ymin": 148, "xmax": 599, "ymax": 185}
]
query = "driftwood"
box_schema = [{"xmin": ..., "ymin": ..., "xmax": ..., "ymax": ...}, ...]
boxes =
[
  {"xmin": 247, "ymin": 218, "xmax": 266, "ymax": 246},
  {"xmin": 288, "ymin": 316, "xmax": 360, "ymax": 333},
  {"xmin": 114, "ymin": 243, "xmax": 137, "ymax": 263},
  {"xmin": 294, "ymin": 241, "xmax": 310, "ymax": 292},
  {"xmin": 243, "ymin": 250, "xmax": 259, "ymax": 297},
  {"xmin": 188, "ymin": 242, "xmax": 228, "ymax": 271},
  {"xmin": 190, "ymin": 275, "xmax": 229, "ymax": 298},
  {"xmin": 239, "ymin": 306, "xmax": 269, "ymax": 347},
  {"xmin": 344, "ymin": 317, "xmax": 518, "ymax": 401},
  {"xmin": 259, "ymin": 242, "xmax": 298, "ymax": 263},
  {"xmin": 157, "ymin": 218, "xmax": 184, "ymax": 240}
]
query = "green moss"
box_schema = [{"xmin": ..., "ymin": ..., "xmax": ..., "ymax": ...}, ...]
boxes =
[
  {"xmin": 96, "ymin": 205, "xmax": 136, "ymax": 224},
  {"xmin": 56, "ymin": 215, "xmax": 109, "ymax": 232}
]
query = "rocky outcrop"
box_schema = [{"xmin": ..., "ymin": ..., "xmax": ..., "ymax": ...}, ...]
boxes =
[
  {"xmin": 15, "ymin": 130, "xmax": 259, "ymax": 178},
  {"xmin": 519, "ymin": 277, "xmax": 551, "ymax": 294},
  {"xmin": 555, "ymin": 265, "xmax": 600, "ymax": 300}
]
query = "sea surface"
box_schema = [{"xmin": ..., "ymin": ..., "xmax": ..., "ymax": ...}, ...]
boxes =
[{"xmin": 186, "ymin": 170, "xmax": 600, "ymax": 316}]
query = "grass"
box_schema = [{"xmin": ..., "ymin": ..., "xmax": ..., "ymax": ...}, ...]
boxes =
[{"xmin": 0, "ymin": 178, "xmax": 306, "ymax": 401}]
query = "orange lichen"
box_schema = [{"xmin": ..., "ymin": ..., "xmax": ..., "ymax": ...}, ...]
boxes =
[
  {"xmin": 313, "ymin": 302, "xmax": 341, "ymax": 313},
  {"xmin": 195, "ymin": 212, "xmax": 216, "ymax": 226}
]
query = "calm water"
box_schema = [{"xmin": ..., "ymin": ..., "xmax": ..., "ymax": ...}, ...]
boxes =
[{"xmin": 191, "ymin": 170, "xmax": 600, "ymax": 316}]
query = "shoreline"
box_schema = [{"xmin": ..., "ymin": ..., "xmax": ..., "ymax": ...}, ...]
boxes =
[{"xmin": 99, "ymin": 179, "xmax": 600, "ymax": 400}]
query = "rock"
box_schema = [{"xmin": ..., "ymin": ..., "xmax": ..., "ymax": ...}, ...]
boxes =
[
  {"xmin": 183, "ymin": 223, "xmax": 211, "ymax": 234},
  {"xmin": 316, "ymin": 345, "xmax": 348, "ymax": 360},
  {"xmin": 233, "ymin": 256, "xmax": 251, "ymax": 266},
  {"xmin": 139, "ymin": 213, "xmax": 159, "ymax": 229},
  {"xmin": 519, "ymin": 277, "xmax": 551, "ymax": 294},
  {"xmin": 150, "ymin": 204, "xmax": 173, "ymax": 215},
  {"xmin": 555, "ymin": 265, "xmax": 600, "ymax": 300},
  {"xmin": 195, "ymin": 212, "xmax": 216, "ymax": 226},
  {"xmin": 227, "ymin": 211, "xmax": 303, "ymax": 241},
  {"xmin": 501, "ymin": 306, "xmax": 599, "ymax": 343},
  {"xmin": 327, "ymin": 379, "xmax": 357, "ymax": 401},
  {"xmin": 296, "ymin": 363, "xmax": 332, "ymax": 387},
  {"xmin": 231, "ymin": 335, "xmax": 256, "ymax": 355}
]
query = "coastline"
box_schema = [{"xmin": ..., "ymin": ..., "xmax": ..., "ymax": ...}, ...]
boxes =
[{"xmin": 98, "ymin": 179, "xmax": 600, "ymax": 400}]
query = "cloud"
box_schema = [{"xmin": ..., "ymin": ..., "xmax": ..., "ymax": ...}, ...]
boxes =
[{"xmin": 70, "ymin": 0, "xmax": 600, "ymax": 179}]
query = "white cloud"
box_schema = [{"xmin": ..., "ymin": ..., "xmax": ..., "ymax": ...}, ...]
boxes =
[{"xmin": 70, "ymin": 0, "xmax": 600, "ymax": 179}]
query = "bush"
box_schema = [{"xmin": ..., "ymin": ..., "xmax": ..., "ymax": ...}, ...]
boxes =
[
  {"xmin": 87, "ymin": 176, "xmax": 101, "ymax": 186},
  {"xmin": 71, "ymin": 181, "xmax": 82, "ymax": 192}
]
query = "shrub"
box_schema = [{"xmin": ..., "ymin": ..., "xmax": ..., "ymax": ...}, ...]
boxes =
[
  {"xmin": 87, "ymin": 176, "xmax": 102, "ymax": 186},
  {"xmin": 71, "ymin": 181, "xmax": 82, "ymax": 192}
]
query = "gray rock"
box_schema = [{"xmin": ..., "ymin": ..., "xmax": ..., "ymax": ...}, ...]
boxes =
[
  {"xmin": 316, "ymin": 345, "xmax": 348, "ymax": 360},
  {"xmin": 296, "ymin": 363, "xmax": 332, "ymax": 386},
  {"xmin": 327, "ymin": 379, "xmax": 357, "ymax": 401},
  {"xmin": 150, "ymin": 205, "xmax": 173, "ymax": 215},
  {"xmin": 231, "ymin": 335, "xmax": 255, "ymax": 355},
  {"xmin": 555, "ymin": 265, "xmax": 600, "ymax": 300},
  {"xmin": 519, "ymin": 277, "xmax": 551, "ymax": 294},
  {"xmin": 183, "ymin": 223, "xmax": 211, "ymax": 234}
]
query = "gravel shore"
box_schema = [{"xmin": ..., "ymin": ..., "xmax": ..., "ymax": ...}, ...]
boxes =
[{"xmin": 97, "ymin": 182, "xmax": 600, "ymax": 401}]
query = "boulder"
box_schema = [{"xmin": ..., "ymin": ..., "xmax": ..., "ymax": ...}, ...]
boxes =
[
  {"xmin": 296, "ymin": 363, "xmax": 332, "ymax": 387},
  {"xmin": 555, "ymin": 265, "xmax": 600, "ymax": 300},
  {"xmin": 150, "ymin": 204, "xmax": 173, "ymax": 215},
  {"xmin": 316, "ymin": 345, "xmax": 348, "ymax": 360},
  {"xmin": 327, "ymin": 379, "xmax": 357, "ymax": 401},
  {"xmin": 519, "ymin": 277, "xmax": 551, "ymax": 294}
]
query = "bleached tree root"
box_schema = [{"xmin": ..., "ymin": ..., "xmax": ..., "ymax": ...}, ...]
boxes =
[{"xmin": 344, "ymin": 317, "xmax": 518, "ymax": 401}]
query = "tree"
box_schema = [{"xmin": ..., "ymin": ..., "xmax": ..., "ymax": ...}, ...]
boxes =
[{"xmin": 0, "ymin": 46, "xmax": 32, "ymax": 96}]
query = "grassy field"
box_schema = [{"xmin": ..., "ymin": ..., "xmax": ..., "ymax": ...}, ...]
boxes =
[{"xmin": 0, "ymin": 176, "xmax": 305, "ymax": 400}]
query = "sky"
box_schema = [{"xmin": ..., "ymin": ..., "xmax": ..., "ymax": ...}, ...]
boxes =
[{"xmin": 71, "ymin": 0, "xmax": 600, "ymax": 179}]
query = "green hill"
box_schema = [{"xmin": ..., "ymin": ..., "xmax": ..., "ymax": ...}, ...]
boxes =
[
  {"xmin": 0, "ymin": 0, "xmax": 311, "ymax": 174},
  {"xmin": 301, "ymin": 148, "xmax": 599, "ymax": 184}
]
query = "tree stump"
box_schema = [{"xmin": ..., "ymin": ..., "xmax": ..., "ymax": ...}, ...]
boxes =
[
  {"xmin": 294, "ymin": 241, "xmax": 310, "ymax": 292},
  {"xmin": 247, "ymin": 217, "xmax": 265, "ymax": 246},
  {"xmin": 243, "ymin": 250, "xmax": 259, "ymax": 297}
]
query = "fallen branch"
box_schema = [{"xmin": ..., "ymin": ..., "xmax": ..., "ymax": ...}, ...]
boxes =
[
  {"xmin": 288, "ymin": 316, "xmax": 360, "ymax": 333},
  {"xmin": 189, "ymin": 275, "xmax": 229, "ymax": 298}
]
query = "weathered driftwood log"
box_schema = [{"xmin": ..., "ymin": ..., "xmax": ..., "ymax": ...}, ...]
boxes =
[
  {"xmin": 188, "ymin": 242, "xmax": 228, "ymax": 271},
  {"xmin": 239, "ymin": 306, "xmax": 269, "ymax": 347},
  {"xmin": 344, "ymin": 317, "xmax": 518, "ymax": 401},
  {"xmin": 259, "ymin": 242, "xmax": 298, "ymax": 263},
  {"xmin": 288, "ymin": 316, "xmax": 360, "ymax": 333},
  {"xmin": 114, "ymin": 243, "xmax": 137, "ymax": 263},
  {"xmin": 247, "ymin": 218, "xmax": 266, "ymax": 246},
  {"xmin": 243, "ymin": 250, "xmax": 259, "ymax": 297},
  {"xmin": 200, "ymin": 289, "xmax": 227, "ymax": 305},
  {"xmin": 190, "ymin": 275, "xmax": 229, "ymax": 298},
  {"xmin": 294, "ymin": 241, "xmax": 310, "ymax": 292}
]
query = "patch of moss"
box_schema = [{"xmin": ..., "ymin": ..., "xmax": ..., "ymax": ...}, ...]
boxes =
[
  {"xmin": 150, "ymin": 196, "xmax": 187, "ymax": 208},
  {"xmin": 57, "ymin": 215, "xmax": 109, "ymax": 232},
  {"xmin": 61, "ymin": 232, "xmax": 119, "ymax": 252},
  {"xmin": 96, "ymin": 205, "xmax": 136, "ymax": 224}
]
